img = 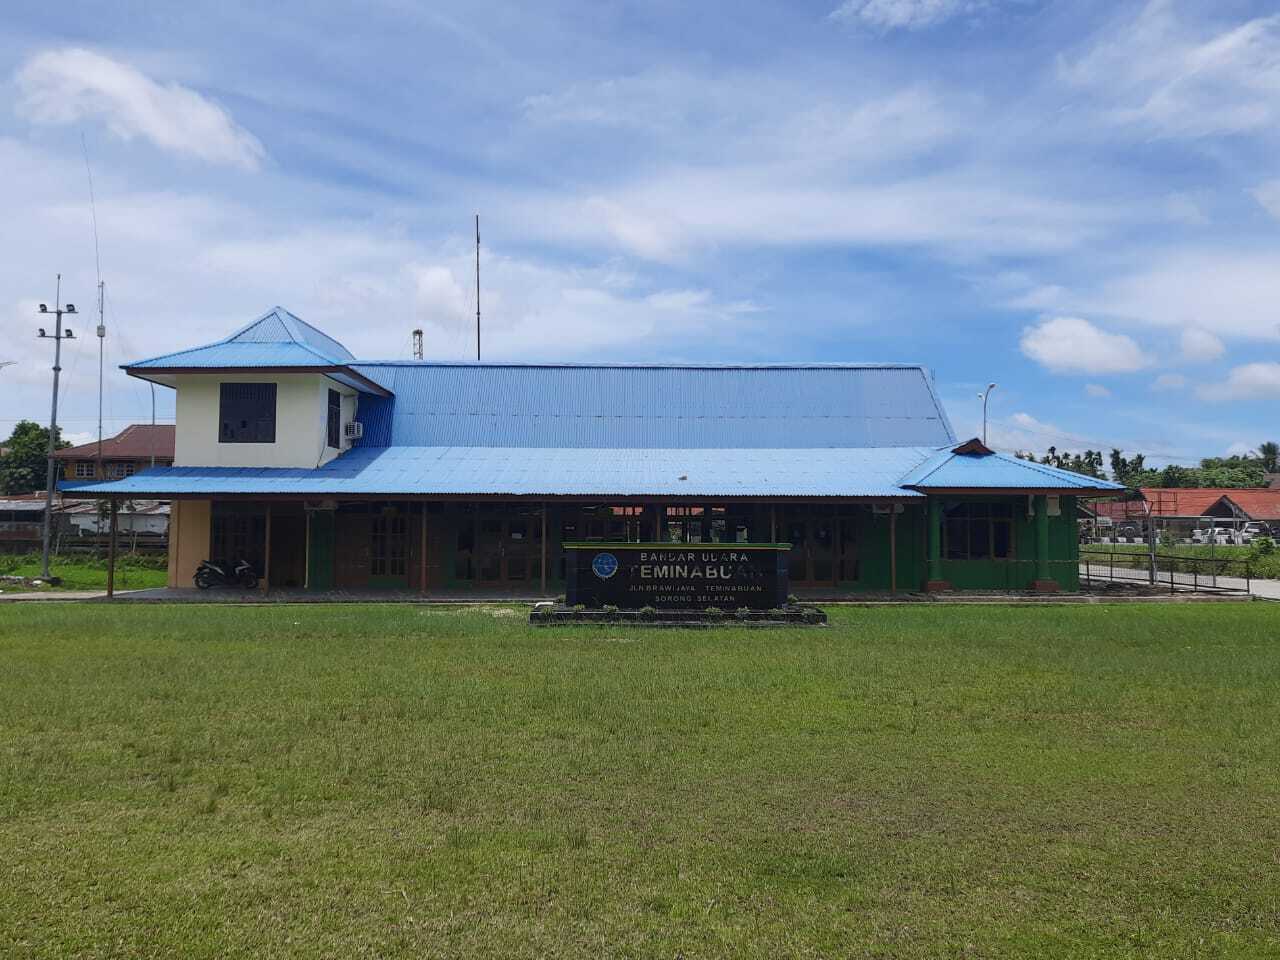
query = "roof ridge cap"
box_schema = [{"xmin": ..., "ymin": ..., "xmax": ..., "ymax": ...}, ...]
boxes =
[{"xmin": 270, "ymin": 306, "xmax": 307, "ymax": 345}]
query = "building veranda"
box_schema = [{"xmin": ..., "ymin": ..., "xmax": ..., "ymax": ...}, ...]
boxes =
[{"xmin": 64, "ymin": 307, "xmax": 1122, "ymax": 596}]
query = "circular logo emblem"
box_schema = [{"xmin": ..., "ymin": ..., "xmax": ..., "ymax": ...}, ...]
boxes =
[{"xmin": 591, "ymin": 552, "xmax": 619, "ymax": 579}]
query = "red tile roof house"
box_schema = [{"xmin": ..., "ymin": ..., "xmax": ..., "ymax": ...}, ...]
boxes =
[
  {"xmin": 1092, "ymin": 487, "xmax": 1280, "ymax": 539},
  {"xmin": 1093, "ymin": 489, "xmax": 1231, "ymax": 523},
  {"xmin": 53, "ymin": 424, "xmax": 175, "ymax": 482},
  {"xmin": 1214, "ymin": 490, "xmax": 1280, "ymax": 523}
]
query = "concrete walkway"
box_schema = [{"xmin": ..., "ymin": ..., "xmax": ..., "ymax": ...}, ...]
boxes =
[
  {"xmin": 1080, "ymin": 565, "xmax": 1280, "ymax": 601},
  {"xmin": 0, "ymin": 589, "xmax": 152, "ymax": 602}
]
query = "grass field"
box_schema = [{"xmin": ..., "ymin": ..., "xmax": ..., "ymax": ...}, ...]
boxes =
[
  {"xmin": 0, "ymin": 552, "xmax": 168, "ymax": 592},
  {"xmin": 2, "ymin": 603, "xmax": 1278, "ymax": 958}
]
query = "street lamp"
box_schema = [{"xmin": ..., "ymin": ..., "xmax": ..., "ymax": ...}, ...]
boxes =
[
  {"xmin": 35, "ymin": 275, "xmax": 77, "ymax": 581},
  {"xmin": 978, "ymin": 382, "xmax": 997, "ymax": 446}
]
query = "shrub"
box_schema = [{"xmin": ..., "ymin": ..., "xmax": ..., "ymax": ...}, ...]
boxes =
[
  {"xmin": 602, "ymin": 604, "xmax": 619, "ymax": 614},
  {"xmin": 638, "ymin": 605, "xmax": 656, "ymax": 618},
  {"xmin": 571, "ymin": 604, "xmax": 586, "ymax": 612},
  {"xmin": 704, "ymin": 606, "xmax": 723, "ymax": 615}
]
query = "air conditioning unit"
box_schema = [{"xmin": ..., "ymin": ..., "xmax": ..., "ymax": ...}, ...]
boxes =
[{"xmin": 343, "ymin": 421, "xmax": 364, "ymax": 441}]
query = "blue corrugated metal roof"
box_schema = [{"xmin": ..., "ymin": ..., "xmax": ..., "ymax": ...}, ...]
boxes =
[
  {"xmin": 128, "ymin": 307, "xmax": 354, "ymax": 369},
  {"xmin": 62, "ymin": 445, "xmax": 937, "ymax": 499},
  {"xmin": 900, "ymin": 447, "xmax": 1125, "ymax": 490},
  {"xmin": 129, "ymin": 341, "xmax": 341, "ymax": 369},
  {"xmin": 350, "ymin": 363, "xmax": 954, "ymax": 449}
]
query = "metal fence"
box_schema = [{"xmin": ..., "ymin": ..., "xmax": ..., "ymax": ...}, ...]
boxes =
[{"xmin": 1080, "ymin": 546, "xmax": 1253, "ymax": 595}]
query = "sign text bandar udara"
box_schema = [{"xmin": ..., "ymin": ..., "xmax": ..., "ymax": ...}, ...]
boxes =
[{"xmin": 564, "ymin": 542, "xmax": 791, "ymax": 609}]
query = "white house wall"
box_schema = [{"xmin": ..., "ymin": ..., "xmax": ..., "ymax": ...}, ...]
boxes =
[{"xmin": 174, "ymin": 372, "xmax": 358, "ymax": 468}]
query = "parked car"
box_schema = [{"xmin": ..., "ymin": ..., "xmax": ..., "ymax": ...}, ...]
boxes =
[
  {"xmin": 1192, "ymin": 525, "xmax": 1243, "ymax": 545},
  {"xmin": 1241, "ymin": 522, "xmax": 1270, "ymax": 543}
]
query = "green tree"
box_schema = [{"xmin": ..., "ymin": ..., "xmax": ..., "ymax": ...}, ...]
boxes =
[
  {"xmin": 0, "ymin": 420, "xmax": 68, "ymax": 495},
  {"xmin": 1018, "ymin": 448, "xmax": 1104, "ymax": 479},
  {"xmin": 1108, "ymin": 450, "xmax": 1156, "ymax": 487},
  {"xmin": 1257, "ymin": 441, "xmax": 1279, "ymax": 473}
]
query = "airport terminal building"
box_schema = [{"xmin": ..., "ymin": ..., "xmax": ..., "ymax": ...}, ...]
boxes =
[{"xmin": 65, "ymin": 308, "xmax": 1122, "ymax": 595}]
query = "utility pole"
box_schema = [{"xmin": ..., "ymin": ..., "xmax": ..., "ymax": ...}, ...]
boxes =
[
  {"xmin": 36, "ymin": 276, "xmax": 77, "ymax": 580},
  {"xmin": 475, "ymin": 214, "xmax": 481, "ymax": 361}
]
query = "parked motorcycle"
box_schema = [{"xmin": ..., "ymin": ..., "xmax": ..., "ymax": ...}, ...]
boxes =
[{"xmin": 194, "ymin": 559, "xmax": 259, "ymax": 590}]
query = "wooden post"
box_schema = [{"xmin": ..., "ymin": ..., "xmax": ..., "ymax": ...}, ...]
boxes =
[
  {"xmin": 1032, "ymin": 494, "xmax": 1058, "ymax": 592},
  {"xmin": 770, "ymin": 505, "xmax": 777, "ymax": 542},
  {"xmin": 889, "ymin": 506, "xmax": 897, "ymax": 594},
  {"xmin": 540, "ymin": 504, "xmax": 548, "ymax": 594},
  {"xmin": 925, "ymin": 498, "xmax": 948, "ymax": 591},
  {"xmin": 420, "ymin": 502, "xmax": 428, "ymax": 595},
  {"xmin": 653, "ymin": 503, "xmax": 661, "ymax": 541},
  {"xmin": 106, "ymin": 499, "xmax": 118, "ymax": 599},
  {"xmin": 262, "ymin": 505, "xmax": 272, "ymax": 593},
  {"xmin": 303, "ymin": 507, "xmax": 312, "ymax": 590}
]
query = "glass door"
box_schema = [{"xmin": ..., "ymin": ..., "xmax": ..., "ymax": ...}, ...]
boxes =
[
  {"xmin": 477, "ymin": 510, "xmax": 503, "ymax": 583},
  {"xmin": 503, "ymin": 513, "xmax": 542, "ymax": 583},
  {"xmin": 783, "ymin": 508, "xmax": 840, "ymax": 587},
  {"xmin": 370, "ymin": 511, "xmax": 409, "ymax": 588}
]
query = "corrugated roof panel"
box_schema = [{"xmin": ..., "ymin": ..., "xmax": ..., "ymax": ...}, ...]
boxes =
[
  {"xmin": 902, "ymin": 449, "xmax": 1125, "ymax": 490},
  {"xmin": 230, "ymin": 312, "xmax": 291, "ymax": 343},
  {"xmin": 61, "ymin": 446, "xmax": 938, "ymax": 499},
  {"xmin": 128, "ymin": 307, "xmax": 354, "ymax": 369},
  {"xmin": 349, "ymin": 364, "xmax": 953, "ymax": 449},
  {"xmin": 129, "ymin": 341, "xmax": 336, "ymax": 369}
]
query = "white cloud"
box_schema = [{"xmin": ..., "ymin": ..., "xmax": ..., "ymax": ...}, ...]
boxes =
[
  {"xmin": 830, "ymin": 0, "xmax": 986, "ymax": 31},
  {"xmin": 1226, "ymin": 441, "xmax": 1257, "ymax": 457},
  {"xmin": 1033, "ymin": 249, "xmax": 1280, "ymax": 343},
  {"xmin": 406, "ymin": 252, "xmax": 761, "ymax": 358},
  {"xmin": 514, "ymin": 74, "xmax": 1118, "ymax": 263},
  {"xmin": 982, "ymin": 411, "xmax": 1107, "ymax": 456},
  {"xmin": 1197, "ymin": 362, "xmax": 1280, "ymax": 402},
  {"xmin": 1151, "ymin": 373, "xmax": 1187, "ymax": 391},
  {"xmin": 1179, "ymin": 327, "xmax": 1225, "ymax": 362},
  {"xmin": 1061, "ymin": 2, "xmax": 1280, "ymax": 139},
  {"xmin": 1019, "ymin": 316, "xmax": 1150, "ymax": 375},
  {"xmin": 1252, "ymin": 180, "xmax": 1280, "ymax": 220},
  {"xmin": 527, "ymin": 167, "xmax": 1113, "ymax": 264},
  {"xmin": 1084, "ymin": 383, "xmax": 1111, "ymax": 398},
  {"xmin": 15, "ymin": 48, "xmax": 265, "ymax": 169}
]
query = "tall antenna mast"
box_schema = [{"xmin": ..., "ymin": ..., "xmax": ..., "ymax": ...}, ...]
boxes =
[
  {"xmin": 475, "ymin": 213, "xmax": 481, "ymax": 361},
  {"xmin": 83, "ymin": 133, "xmax": 106, "ymax": 472},
  {"xmin": 411, "ymin": 328, "xmax": 423, "ymax": 360},
  {"xmin": 96, "ymin": 281, "xmax": 105, "ymax": 470}
]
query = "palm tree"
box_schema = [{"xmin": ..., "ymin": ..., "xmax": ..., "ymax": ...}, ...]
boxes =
[{"xmin": 1259, "ymin": 441, "xmax": 1279, "ymax": 473}]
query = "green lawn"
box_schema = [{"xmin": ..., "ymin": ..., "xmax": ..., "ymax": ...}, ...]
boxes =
[
  {"xmin": 2, "ymin": 603, "xmax": 1278, "ymax": 958},
  {"xmin": 0, "ymin": 552, "xmax": 168, "ymax": 592}
]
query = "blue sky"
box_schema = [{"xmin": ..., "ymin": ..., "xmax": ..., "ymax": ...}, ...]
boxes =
[{"xmin": 2, "ymin": 0, "xmax": 1279, "ymax": 463}]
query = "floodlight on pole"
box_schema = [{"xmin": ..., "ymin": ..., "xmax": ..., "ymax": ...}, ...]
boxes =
[{"xmin": 979, "ymin": 382, "xmax": 997, "ymax": 446}]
